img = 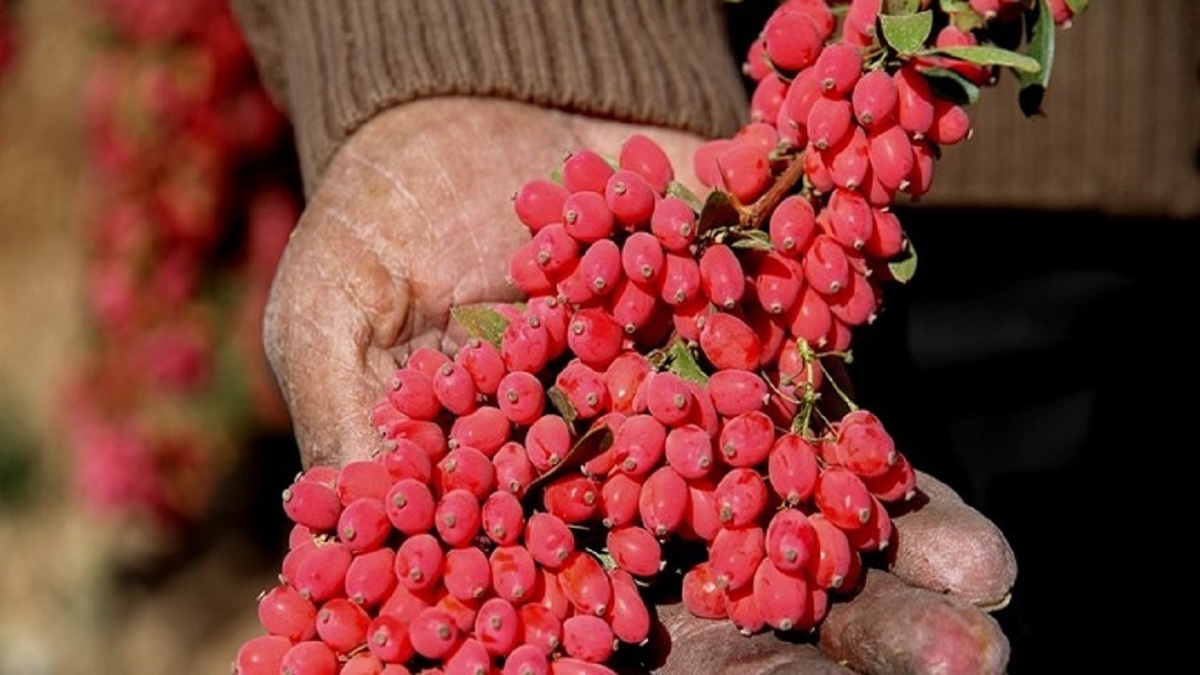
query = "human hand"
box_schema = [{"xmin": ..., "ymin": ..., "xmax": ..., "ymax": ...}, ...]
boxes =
[{"xmin": 263, "ymin": 97, "xmax": 1016, "ymax": 673}]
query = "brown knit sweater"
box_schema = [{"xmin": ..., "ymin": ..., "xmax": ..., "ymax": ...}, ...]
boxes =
[{"xmin": 231, "ymin": 0, "xmax": 749, "ymax": 195}]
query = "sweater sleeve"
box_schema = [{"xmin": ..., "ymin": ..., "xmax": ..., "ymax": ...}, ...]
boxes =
[{"xmin": 231, "ymin": 0, "xmax": 749, "ymax": 194}]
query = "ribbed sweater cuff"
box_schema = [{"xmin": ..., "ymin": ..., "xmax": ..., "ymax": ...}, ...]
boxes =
[{"xmin": 232, "ymin": 0, "xmax": 748, "ymax": 194}]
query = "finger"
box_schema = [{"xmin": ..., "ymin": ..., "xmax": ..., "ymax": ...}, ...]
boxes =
[
  {"xmin": 640, "ymin": 602, "xmax": 855, "ymax": 675},
  {"xmin": 886, "ymin": 471, "xmax": 1017, "ymax": 609},
  {"xmin": 264, "ymin": 203, "xmax": 412, "ymax": 468},
  {"xmin": 818, "ymin": 568, "xmax": 1010, "ymax": 675}
]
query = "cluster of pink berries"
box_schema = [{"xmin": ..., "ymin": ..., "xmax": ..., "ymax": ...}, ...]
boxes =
[
  {"xmin": 236, "ymin": 0, "xmax": 1079, "ymax": 672},
  {"xmin": 64, "ymin": 0, "xmax": 299, "ymax": 523}
]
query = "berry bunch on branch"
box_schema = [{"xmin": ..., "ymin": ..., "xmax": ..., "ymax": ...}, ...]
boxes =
[{"xmin": 236, "ymin": 0, "xmax": 1084, "ymax": 672}]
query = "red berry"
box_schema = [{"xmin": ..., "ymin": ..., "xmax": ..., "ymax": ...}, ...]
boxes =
[
  {"xmin": 294, "ymin": 541, "xmax": 352, "ymax": 602},
  {"xmin": 619, "ymin": 133, "xmax": 674, "ymax": 194},
  {"xmin": 807, "ymin": 96, "xmax": 853, "ymax": 151},
  {"xmin": 514, "ymin": 178, "xmax": 571, "ymax": 233},
  {"xmin": 436, "ymin": 488, "xmax": 483, "ymax": 548},
  {"xmin": 852, "ymin": 69, "xmax": 898, "ymax": 130},
  {"xmin": 338, "ymin": 497, "xmax": 392, "ymax": 553},
  {"xmin": 388, "ymin": 368, "xmax": 441, "ymax": 420},
  {"xmin": 663, "ymin": 423, "xmax": 715, "ymax": 480},
  {"xmin": 562, "ymin": 190, "xmax": 615, "ymax": 244},
  {"xmin": 681, "ymin": 562, "xmax": 727, "ymax": 619},
  {"xmin": 709, "ymin": 525, "xmax": 765, "ymax": 592},
  {"xmin": 258, "ymin": 585, "xmax": 317, "ymax": 642},
  {"xmin": 444, "ymin": 545, "xmax": 493, "ymax": 602},
  {"xmin": 475, "ymin": 596, "xmax": 520, "ymax": 657},
  {"xmin": 408, "ymin": 606, "xmax": 461, "ymax": 661},
  {"xmin": 497, "ymin": 371, "xmax": 546, "ymax": 426},
  {"xmin": 715, "ymin": 467, "xmax": 768, "ymax": 529},
  {"xmin": 698, "ymin": 243, "xmax": 745, "ymax": 309},
  {"xmin": 562, "ymin": 149, "xmax": 615, "ymax": 195},
  {"xmin": 491, "ymin": 544, "xmax": 538, "ymax": 603},
  {"xmin": 751, "ymin": 559, "xmax": 809, "ymax": 631},
  {"xmin": 367, "ymin": 613, "xmax": 414, "ymax": 664},
  {"xmin": 568, "ymin": 308, "xmax": 623, "ymax": 370},
  {"xmin": 894, "ymin": 65, "xmax": 935, "ymax": 136},
  {"xmin": 605, "ymin": 170, "xmax": 657, "ymax": 228},
  {"xmin": 282, "ymin": 479, "xmax": 342, "ymax": 532},
  {"xmin": 481, "ymin": 489, "xmax": 525, "ymax": 546},
  {"xmin": 638, "ymin": 465, "xmax": 690, "ymax": 537},
  {"xmin": 620, "ymin": 230, "xmax": 665, "ymax": 285},
  {"xmin": 762, "ymin": 8, "xmax": 823, "ymax": 72},
  {"xmin": 525, "ymin": 512, "xmax": 576, "ymax": 569},
  {"xmin": 765, "ymin": 508, "xmax": 819, "ymax": 574},
  {"xmin": 280, "ymin": 640, "xmax": 337, "ymax": 675},
  {"xmin": 559, "ymin": 550, "xmax": 614, "ymax": 617},
  {"xmin": 607, "ymin": 567, "xmax": 652, "ymax": 645},
  {"xmin": 717, "ymin": 410, "xmax": 775, "ymax": 468},
  {"xmin": 456, "ymin": 337, "xmax": 507, "ymax": 396},
  {"xmin": 543, "ymin": 474, "xmax": 601, "ymax": 524},
  {"xmin": 699, "ymin": 312, "xmax": 762, "ymax": 371},
  {"xmin": 562, "ymin": 614, "xmax": 616, "ymax": 663},
  {"xmin": 234, "ymin": 635, "xmax": 291, "ymax": 675},
  {"xmin": 767, "ymin": 433, "xmax": 820, "ymax": 505},
  {"xmin": 315, "ymin": 597, "xmax": 370, "ymax": 655},
  {"xmin": 345, "ymin": 548, "xmax": 397, "ymax": 608},
  {"xmin": 395, "ymin": 533, "xmax": 444, "ymax": 592},
  {"xmin": 814, "ymin": 465, "xmax": 875, "ymax": 531},
  {"xmin": 768, "ymin": 195, "xmax": 816, "ymax": 257},
  {"xmin": 385, "ymin": 478, "xmax": 436, "ymax": 536},
  {"xmin": 813, "ymin": 43, "xmax": 863, "ymax": 96},
  {"xmin": 606, "ymin": 525, "xmax": 663, "ymax": 578}
]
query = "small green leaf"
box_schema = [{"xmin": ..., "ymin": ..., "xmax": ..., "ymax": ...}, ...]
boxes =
[
  {"xmin": 920, "ymin": 67, "xmax": 982, "ymax": 106},
  {"xmin": 666, "ymin": 340, "xmax": 709, "ymax": 385},
  {"xmin": 885, "ymin": 0, "xmax": 921, "ymax": 14},
  {"xmin": 728, "ymin": 229, "xmax": 775, "ymax": 251},
  {"xmin": 696, "ymin": 190, "xmax": 740, "ymax": 238},
  {"xmin": 450, "ymin": 305, "xmax": 510, "ymax": 348},
  {"xmin": 939, "ymin": 0, "xmax": 985, "ymax": 30},
  {"xmin": 547, "ymin": 386, "xmax": 578, "ymax": 430},
  {"xmin": 887, "ymin": 237, "xmax": 918, "ymax": 284},
  {"xmin": 1064, "ymin": 0, "xmax": 1088, "ymax": 14},
  {"xmin": 879, "ymin": 10, "xmax": 934, "ymax": 56},
  {"xmin": 1017, "ymin": 0, "xmax": 1056, "ymax": 116},
  {"xmin": 931, "ymin": 45, "xmax": 1041, "ymax": 73},
  {"xmin": 549, "ymin": 167, "xmax": 563, "ymax": 184},
  {"xmin": 666, "ymin": 180, "xmax": 703, "ymax": 212}
]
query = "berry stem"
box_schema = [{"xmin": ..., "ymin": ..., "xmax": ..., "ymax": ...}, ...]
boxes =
[
  {"xmin": 746, "ymin": 153, "xmax": 808, "ymax": 232},
  {"xmin": 816, "ymin": 356, "xmax": 859, "ymax": 414}
]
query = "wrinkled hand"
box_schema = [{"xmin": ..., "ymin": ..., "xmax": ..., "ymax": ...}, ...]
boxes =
[{"xmin": 264, "ymin": 98, "xmax": 1017, "ymax": 674}]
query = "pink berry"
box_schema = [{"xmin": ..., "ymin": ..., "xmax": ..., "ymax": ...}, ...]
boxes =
[{"xmin": 618, "ymin": 133, "xmax": 674, "ymax": 194}]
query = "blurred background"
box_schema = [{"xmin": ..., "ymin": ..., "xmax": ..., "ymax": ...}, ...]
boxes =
[{"xmin": 0, "ymin": 1, "xmax": 1194, "ymax": 673}]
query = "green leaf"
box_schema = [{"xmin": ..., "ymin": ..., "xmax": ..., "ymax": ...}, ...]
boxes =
[
  {"xmin": 920, "ymin": 67, "xmax": 981, "ymax": 106},
  {"xmin": 546, "ymin": 386, "xmax": 578, "ymax": 430},
  {"xmin": 666, "ymin": 340, "xmax": 709, "ymax": 385},
  {"xmin": 1064, "ymin": 0, "xmax": 1089, "ymax": 14},
  {"xmin": 549, "ymin": 167, "xmax": 563, "ymax": 184},
  {"xmin": 887, "ymin": 237, "xmax": 918, "ymax": 284},
  {"xmin": 1017, "ymin": 0, "xmax": 1056, "ymax": 116},
  {"xmin": 885, "ymin": 0, "xmax": 921, "ymax": 13},
  {"xmin": 450, "ymin": 305, "xmax": 510, "ymax": 348},
  {"xmin": 879, "ymin": 10, "xmax": 934, "ymax": 56},
  {"xmin": 930, "ymin": 45, "xmax": 1041, "ymax": 73},
  {"xmin": 939, "ymin": 0, "xmax": 985, "ymax": 31},
  {"xmin": 728, "ymin": 229, "xmax": 775, "ymax": 251},
  {"xmin": 666, "ymin": 180, "xmax": 703, "ymax": 212},
  {"xmin": 696, "ymin": 190, "xmax": 740, "ymax": 238}
]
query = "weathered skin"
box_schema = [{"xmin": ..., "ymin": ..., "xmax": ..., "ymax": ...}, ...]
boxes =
[{"xmin": 264, "ymin": 97, "xmax": 1017, "ymax": 674}]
